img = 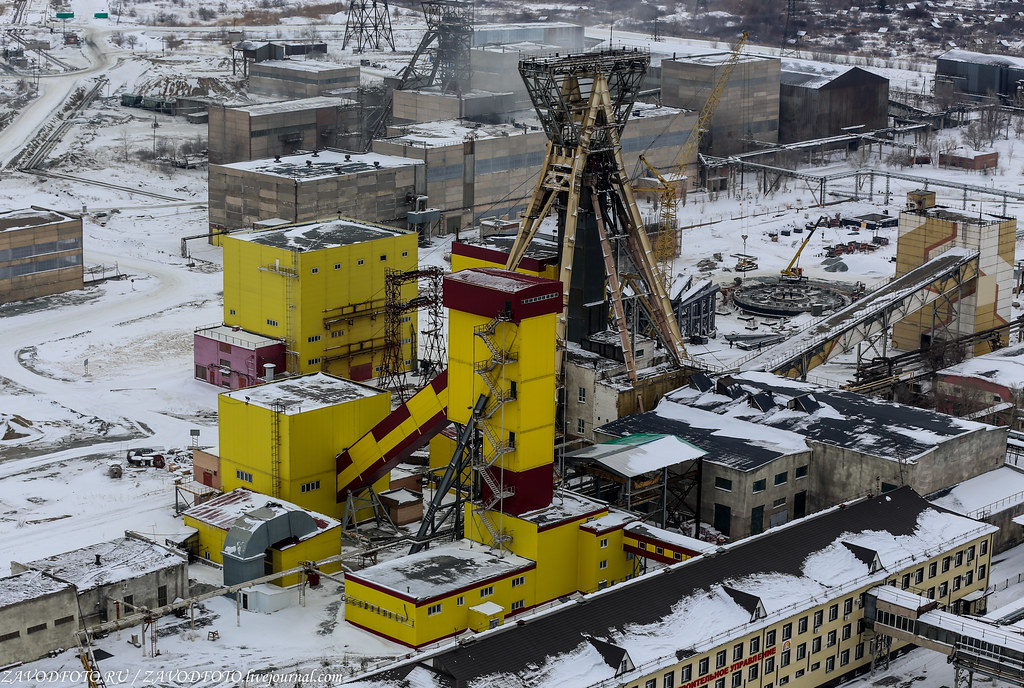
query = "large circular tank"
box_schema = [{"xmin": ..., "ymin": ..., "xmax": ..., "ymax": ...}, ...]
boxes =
[{"xmin": 733, "ymin": 279, "xmax": 850, "ymax": 317}]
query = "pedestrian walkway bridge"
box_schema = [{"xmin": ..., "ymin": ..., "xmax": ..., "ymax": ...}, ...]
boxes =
[{"xmin": 866, "ymin": 586, "xmax": 1024, "ymax": 688}]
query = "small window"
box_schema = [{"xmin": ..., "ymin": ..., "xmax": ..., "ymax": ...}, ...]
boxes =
[
  {"xmin": 699, "ymin": 658, "xmax": 710, "ymax": 675},
  {"xmin": 795, "ymin": 465, "xmax": 808, "ymax": 479},
  {"xmin": 681, "ymin": 665, "xmax": 693, "ymax": 682},
  {"xmin": 955, "ymin": 551, "xmax": 964, "ymax": 567},
  {"xmin": 0, "ymin": 631, "xmax": 19, "ymax": 642},
  {"xmin": 939, "ymin": 581, "xmax": 949, "ymax": 598},
  {"xmin": 765, "ymin": 656, "xmax": 775, "ymax": 674},
  {"xmin": 809, "ymin": 662, "xmax": 820, "ymax": 672},
  {"xmin": 752, "ymin": 479, "xmax": 766, "ymax": 493},
  {"xmin": 655, "ymin": 547, "xmax": 664, "ymax": 555},
  {"xmin": 796, "ymin": 643, "xmax": 806, "ymax": 661},
  {"xmin": 901, "ymin": 573, "xmax": 911, "ymax": 589},
  {"xmin": 733, "ymin": 643, "xmax": 743, "ymax": 661},
  {"xmin": 782, "ymin": 623, "xmax": 792, "ymax": 640},
  {"xmin": 402, "ymin": 251, "xmax": 409, "ymax": 257},
  {"xmin": 928, "ymin": 562, "xmax": 937, "ymax": 578},
  {"xmin": 266, "ymin": 318, "xmax": 279, "ymax": 327},
  {"xmin": 577, "ymin": 418, "xmax": 585, "ymax": 434},
  {"xmin": 673, "ymin": 552, "xmax": 682, "ymax": 561},
  {"xmin": 307, "ymin": 358, "xmax": 322, "ymax": 365},
  {"xmin": 979, "ymin": 564, "xmax": 987, "ymax": 580},
  {"xmin": 27, "ymin": 623, "xmax": 47, "ymax": 634},
  {"xmin": 647, "ymin": 681, "xmax": 657, "ymax": 688},
  {"xmin": 599, "ymin": 560, "xmax": 608, "ymax": 570},
  {"xmin": 380, "ymin": 254, "xmax": 387, "ymax": 261},
  {"xmin": 357, "ymin": 259, "xmax": 365, "ymax": 266},
  {"xmin": 301, "ymin": 480, "xmax": 321, "ymax": 493},
  {"xmin": 942, "ymin": 556, "xmax": 951, "ymax": 573},
  {"xmin": 578, "ymin": 387, "xmax": 587, "ymax": 403},
  {"xmin": 307, "ymin": 335, "xmax": 321, "ymax": 343},
  {"xmin": 773, "ymin": 497, "xmax": 787, "ymax": 508},
  {"xmin": 731, "ymin": 671, "xmax": 742, "ymax": 688},
  {"xmin": 334, "ymin": 263, "xmax": 341, "ymax": 270},
  {"xmin": 311, "ymin": 267, "xmax": 319, "ymax": 274},
  {"xmin": 511, "ymin": 599, "xmax": 524, "ymax": 611},
  {"xmin": 774, "ymin": 472, "xmax": 788, "ymax": 486},
  {"xmin": 825, "ymin": 657, "xmax": 835, "ymax": 674},
  {"xmin": 331, "ymin": 330, "xmax": 345, "ymax": 338},
  {"xmin": 855, "ymin": 643, "xmax": 864, "ymax": 660},
  {"xmin": 54, "ymin": 615, "xmax": 74, "ymax": 626},
  {"xmin": 778, "ymin": 677, "xmax": 789, "ymax": 686},
  {"xmin": 715, "ymin": 477, "xmax": 733, "ymax": 492},
  {"xmin": 512, "ymin": 575, "xmax": 525, "ymax": 587},
  {"xmin": 798, "ymin": 616, "xmax": 807, "ymax": 634},
  {"xmin": 748, "ymin": 664, "xmax": 759, "ymax": 681},
  {"xmin": 714, "ymin": 681, "xmax": 725, "ymax": 688},
  {"xmin": 600, "ymin": 537, "xmax": 609, "ymax": 548},
  {"xmin": 665, "ymin": 672, "xmax": 676, "ymax": 688},
  {"xmin": 236, "ymin": 469, "xmax": 253, "ymax": 483},
  {"xmin": 457, "ymin": 596, "xmax": 465, "ymax": 606},
  {"xmin": 427, "ymin": 603, "xmax": 442, "ymax": 616},
  {"xmin": 716, "ymin": 650, "xmax": 727, "ymax": 669},
  {"xmin": 794, "ymin": 670, "xmax": 805, "ymax": 679},
  {"xmin": 844, "ymin": 598, "xmax": 853, "ymax": 615},
  {"xmin": 812, "ymin": 637, "xmax": 821, "ymax": 654},
  {"xmin": 480, "ymin": 586, "xmax": 494, "ymax": 597},
  {"xmin": 828, "ymin": 604, "xmax": 838, "ymax": 621},
  {"xmin": 813, "ymin": 610, "xmax": 823, "ymax": 627},
  {"xmin": 981, "ymin": 540, "xmax": 988, "ymax": 556},
  {"xmin": 750, "ymin": 636, "xmax": 760, "ymax": 653},
  {"xmin": 953, "ymin": 575, "xmax": 962, "ymax": 591},
  {"xmin": 780, "ymin": 650, "xmax": 790, "ymax": 667},
  {"xmin": 229, "ymin": 308, "xmax": 237, "ymax": 316},
  {"xmin": 842, "ymin": 623, "xmax": 851, "ymax": 640},
  {"xmin": 826, "ymin": 630, "xmax": 836, "ymax": 647}
]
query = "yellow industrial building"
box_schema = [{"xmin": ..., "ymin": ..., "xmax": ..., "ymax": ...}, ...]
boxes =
[
  {"xmin": 221, "ymin": 218, "xmax": 418, "ymax": 381},
  {"xmin": 216, "ymin": 372, "xmax": 391, "ymax": 521},
  {"xmin": 893, "ymin": 190, "xmax": 1015, "ymax": 355},
  {"xmin": 344, "ymin": 268, "xmax": 699, "ymax": 647},
  {"xmin": 182, "ymin": 487, "xmax": 342, "ymax": 587}
]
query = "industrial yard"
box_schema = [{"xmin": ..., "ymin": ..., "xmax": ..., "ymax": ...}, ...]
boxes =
[{"xmin": 3, "ymin": 0, "xmax": 1024, "ymax": 687}]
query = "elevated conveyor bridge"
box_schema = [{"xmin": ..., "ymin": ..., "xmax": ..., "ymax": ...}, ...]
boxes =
[
  {"xmin": 865, "ymin": 586, "xmax": 1024, "ymax": 688},
  {"xmin": 736, "ymin": 247, "xmax": 980, "ymax": 379}
]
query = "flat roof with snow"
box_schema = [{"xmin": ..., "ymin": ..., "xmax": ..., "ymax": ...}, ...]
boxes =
[
  {"xmin": 232, "ymin": 218, "xmax": 408, "ymax": 252},
  {"xmin": 939, "ymin": 339, "xmax": 1024, "ymax": 383},
  {"xmin": 217, "ymin": 149, "xmax": 421, "ymax": 180},
  {"xmin": 929, "ymin": 466, "xmax": 1024, "ymax": 517},
  {"xmin": 347, "ymin": 539, "xmax": 534, "ymax": 603},
  {"xmin": 230, "ymin": 96, "xmax": 356, "ymax": 116},
  {"xmin": 0, "ymin": 208, "xmax": 75, "ymax": 232},
  {"xmin": 195, "ymin": 324, "xmax": 283, "ymax": 350},
  {"xmin": 0, "ymin": 570, "xmax": 74, "ymax": 607},
  {"xmin": 221, "ymin": 372, "xmax": 384, "ymax": 413},
  {"xmin": 251, "ymin": 59, "xmax": 357, "ymax": 74},
  {"xmin": 16, "ymin": 537, "xmax": 185, "ymax": 593}
]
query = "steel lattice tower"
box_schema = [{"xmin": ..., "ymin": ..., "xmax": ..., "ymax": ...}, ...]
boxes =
[
  {"xmin": 782, "ymin": 0, "xmax": 799, "ymax": 55},
  {"xmin": 342, "ymin": 0, "xmax": 396, "ymax": 53},
  {"xmin": 379, "ymin": 267, "xmax": 446, "ymax": 402},
  {"xmin": 505, "ymin": 50, "xmax": 692, "ymax": 381}
]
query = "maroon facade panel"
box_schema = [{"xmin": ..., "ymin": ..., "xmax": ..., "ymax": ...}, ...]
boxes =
[
  {"xmin": 443, "ymin": 267, "xmax": 562, "ymax": 323},
  {"xmin": 451, "ymin": 241, "xmax": 553, "ymax": 274},
  {"xmin": 479, "ymin": 462, "xmax": 555, "ymax": 516}
]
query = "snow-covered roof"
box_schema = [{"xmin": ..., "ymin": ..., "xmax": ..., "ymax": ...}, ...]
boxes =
[
  {"xmin": 516, "ymin": 491, "xmax": 608, "ymax": 530},
  {"xmin": 221, "ymin": 372, "xmax": 385, "ymax": 414},
  {"xmin": 347, "ymin": 539, "xmax": 534, "ymax": 603},
  {"xmin": 664, "ymin": 371, "xmax": 993, "ymax": 463},
  {"xmin": 194, "ymin": 324, "xmax": 283, "ymax": 350},
  {"xmin": 939, "ymin": 48, "xmax": 1024, "ymax": 69},
  {"xmin": 230, "ymin": 96, "xmax": 356, "ymax": 116},
  {"xmin": 251, "ymin": 59, "xmax": 356, "ymax": 74},
  {"xmin": 566, "ymin": 434, "xmax": 707, "ymax": 478},
  {"xmin": 0, "ymin": 570, "xmax": 74, "ymax": 608},
  {"xmin": 0, "ymin": 208, "xmax": 75, "ymax": 232},
  {"xmin": 597, "ymin": 399, "xmax": 809, "ymax": 472},
  {"xmin": 937, "ymin": 341, "xmax": 1024, "ymax": 384},
  {"xmin": 380, "ymin": 488, "xmax": 422, "ymax": 505},
  {"xmin": 16, "ymin": 537, "xmax": 185, "ymax": 593},
  {"xmin": 217, "ymin": 150, "xmax": 421, "ymax": 180},
  {"xmin": 579, "ymin": 511, "xmax": 639, "ymax": 534},
  {"xmin": 363, "ymin": 488, "xmax": 996, "ymax": 686},
  {"xmin": 929, "ymin": 466, "xmax": 1024, "ymax": 517},
  {"xmin": 232, "ymin": 218, "xmax": 408, "ymax": 252},
  {"xmin": 183, "ymin": 487, "xmax": 339, "ymax": 534},
  {"xmin": 470, "ymin": 601, "xmax": 504, "ymax": 616}
]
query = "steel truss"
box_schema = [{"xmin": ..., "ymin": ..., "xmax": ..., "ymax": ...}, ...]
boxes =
[
  {"xmin": 506, "ymin": 49, "xmax": 691, "ymax": 377},
  {"xmin": 342, "ymin": 0, "xmax": 396, "ymax": 52},
  {"xmin": 379, "ymin": 266, "xmax": 445, "ymax": 402}
]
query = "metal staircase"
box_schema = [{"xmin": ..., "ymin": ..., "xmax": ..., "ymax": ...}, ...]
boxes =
[{"xmin": 471, "ymin": 314, "xmax": 517, "ymax": 550}]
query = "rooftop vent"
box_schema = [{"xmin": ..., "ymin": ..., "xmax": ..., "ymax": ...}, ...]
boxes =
[
  {"xmin": 95, "ymin": 554, "xmax": 101, "ymax": 566},
  {"xmin": 311, "ymin": 150, "xmax": 319, "ymax": 157},
  {"xmin": 334, "ymin": 165, "xmax": 342, "ymax": 173},
  {"xmin": 274, "ymin": 155, "xmax": 281, "ymax": 162},
  {"xmin": 373, "ymin": 161, "xmax": 380, "ymax": 168},
  {"xmin": 306, "ymin": 160, "xmax": 312, "ymax": 167},
  {"xmin": 344, "ymin": 154, "xmax": 351, "ymax": 161}
]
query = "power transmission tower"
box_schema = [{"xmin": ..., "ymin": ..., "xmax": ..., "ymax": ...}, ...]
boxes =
[
  {"xmin": 782, "ymin": 0, "xmax": 800, "ymax": 56},
  {"xmin": 342, "ymin": 0, "xmax": 396, "ymax": 52}
]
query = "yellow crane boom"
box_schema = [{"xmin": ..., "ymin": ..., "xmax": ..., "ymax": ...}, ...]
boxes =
[{"xmin": 646, "ymin": 32, "xmax": 749, "ymax": 290}]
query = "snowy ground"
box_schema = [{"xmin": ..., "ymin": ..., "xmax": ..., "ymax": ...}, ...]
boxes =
[{"xmin": 0, "ymin": 1, "xmax": 1024, "ymax": 686}]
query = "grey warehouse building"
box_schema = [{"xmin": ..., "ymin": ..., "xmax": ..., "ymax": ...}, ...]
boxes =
[
  {"xmin": 936, "ymin": 49, "xmax": 1024, "ymax": 100},
  {"xmin": 779, "ymin": 64, "xmax": 889, "ymax": 143}
]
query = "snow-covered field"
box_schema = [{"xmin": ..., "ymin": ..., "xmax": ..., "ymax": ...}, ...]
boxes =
[{"xmin": 0, "ymin": 0, "xmax": 1024, "ymax": 685}]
